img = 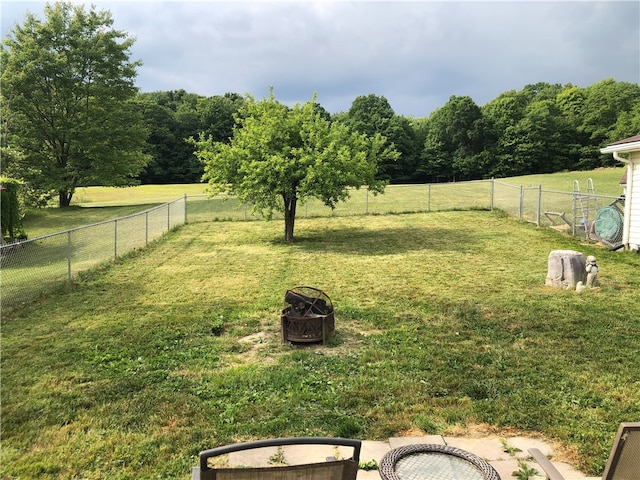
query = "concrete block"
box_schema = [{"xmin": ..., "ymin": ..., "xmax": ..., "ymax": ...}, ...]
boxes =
[
  {"xmin": 546, "ymin": 250, "xmax": 586, "ymax": 289},
  {"xmin": 284, "ymin": 444, "xmax": 351, "ymax": 465}
]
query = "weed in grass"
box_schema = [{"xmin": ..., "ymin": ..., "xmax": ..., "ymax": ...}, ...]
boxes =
[{"xmin": 414, "ymin": 414, "xmax": 440, "ymax": 434}]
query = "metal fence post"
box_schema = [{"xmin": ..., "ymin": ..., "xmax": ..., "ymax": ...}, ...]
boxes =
[
  {"xmin": 67, "ymin": 230, "xmax": 72, "ymax": 281},
  {"xmin": 365, "ymin": 187, "xmax": 369, "ymax": 214},
  {"xmin": 145, "ymin": 211, "xmax": 149, "ymax": 245},
  {"xmin": 572, "ymin": 193, "xmax": 577, "ymax": 236},
  {"xmin": 183, "ymin": 194, "xmax": 187, "ymax": 224},
  {"xmin": 519, "ymin": 186, "xmax": 524, "ymax": 220},
  {"xmin": 114, "ymin": 219, "xmax": 118, "ymax": 259},
  {"xmin": 490, "ymin": 178, "xmax": 495, "ymax": 210},
  {"xmin": 537, "ymin": 185, "xmax": 542, "ymax": 226}
]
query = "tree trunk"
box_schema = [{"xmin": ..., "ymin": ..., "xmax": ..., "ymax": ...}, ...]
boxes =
[
  {"xmin": 59, "ymin": 190, "xmax": 73, "ymax": 208},
  {"xmin": 283, "ymin": 193, "xmax": 297, "ymax": 242}
]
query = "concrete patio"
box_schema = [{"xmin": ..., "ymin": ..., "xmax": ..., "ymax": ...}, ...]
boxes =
[{"xmin": 224, "ymin": 434, "xmax": 599, "ymax": 480}]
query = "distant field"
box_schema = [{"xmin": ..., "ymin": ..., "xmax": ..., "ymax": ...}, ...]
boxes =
[
  {"xmin": 505, "ymin": 168, "xmax": 625, "ymax": 196},
  {"xmin": 21, "ymin": 168, "xmax": 626, "ymax": 238},
  {"xmin": 72, "ymin": 183, "xmax": 209, "ymax": 206},
  {"xmin": 71, "ymin": 168, "xmax": 626, "ymax": 206}
]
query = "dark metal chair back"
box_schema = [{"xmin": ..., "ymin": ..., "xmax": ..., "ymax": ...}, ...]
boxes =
[{"xmin": 191, "ymin": 437, "xmax": 361, "ymax": 480}]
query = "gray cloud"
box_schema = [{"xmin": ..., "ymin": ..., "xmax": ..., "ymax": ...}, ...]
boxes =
[{"xmin": 2, "ymin": 1, "xmax": 638, "ymax": 116}]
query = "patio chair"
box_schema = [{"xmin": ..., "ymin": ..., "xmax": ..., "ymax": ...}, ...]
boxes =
[
  {"xmin": 191, "ymin": 437, "xmax": 362, "ymax": 480},
  {"xmin": 528, "ymin": 422, "xmax": 640, "ymax": 480}
]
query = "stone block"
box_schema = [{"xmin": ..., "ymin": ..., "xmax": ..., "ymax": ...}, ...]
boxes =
[{"xmin": 545, "ymin": 250, "xmax": 586, "ymax": 289}]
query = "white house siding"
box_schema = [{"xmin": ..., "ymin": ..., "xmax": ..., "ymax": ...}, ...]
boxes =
[
  {"xmin": 601, "ymin": 136, "xmax": 640, "ymax": 252},
  {"xmin": 629, "ymin": 152, "xmax": 640, "ymax": 250}
]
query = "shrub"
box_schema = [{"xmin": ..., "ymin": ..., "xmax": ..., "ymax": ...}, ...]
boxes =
[{"xmin": 0, "ymin": 177, "xmax": 26, "ymax": 241}]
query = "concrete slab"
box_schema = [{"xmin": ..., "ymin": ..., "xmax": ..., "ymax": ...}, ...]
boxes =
[
  {"xmin": 284, "ymin": 444, "xmax": 356, "ymax": 465},
  {"xmin": 201, "ymin": 435, "xmax": 595, "ymax": 480},
  {"xmin": 360, "ymin": 440, "xmax": 390, "ymax": 465},
  {"xmin": 356, "ymin": 469, "xmax": 382, "ymax": 480},
  {"xmin": 505, "ymin": 436, "xmax": 555, "ymax": 459},
  {"xmin": 529, "ymin": 459, "xmax": 590, "ymax": 479},
  {"xmin": 444, "ymin": 436, "xmax": 510, "ymax": 461},
  {"xmin": 489, "ymin": 458, "xmax": 528, "ymax": 480},
  {"xmin": 227, "ymin": 442, "xmax": 362, "ymax": 468},
  {"xmin": 228, "ymin": 445, "xmax": 280, "ymax": 467},
  {"xmin": 388, "ymin": 435, "xmax": 445, "ymax": 449}
]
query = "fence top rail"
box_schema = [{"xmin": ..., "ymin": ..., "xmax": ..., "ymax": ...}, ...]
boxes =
[
  {"xmin": 491, "ymin": 180, "xmax": 524, "ymax": 188},
  {"xmin": 493, "ymin": 180, "xmax": 621, "ymax": 199},
  {"xmin": 544, "ymin": 190, "xmax": 622, "ymax": 199},
  {"xmin": 0, "ymin": 196, "xmax": 184, "ymax": 250}
]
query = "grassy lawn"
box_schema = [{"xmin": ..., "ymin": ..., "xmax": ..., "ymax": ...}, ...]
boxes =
[
  {"xmin": 72, "ymin": 184, "xmax": 209, "ymax": 207},
  {"xmin": 2, "ymin": 210, "xmax": 639, "ymax": 479},
  {"xmin": 20, "ymin": 167, "xmax": 626, "ymax": 239},
  {"xmin": 505, "ymin": 167, "xmax": 626, "ymax": 196}
]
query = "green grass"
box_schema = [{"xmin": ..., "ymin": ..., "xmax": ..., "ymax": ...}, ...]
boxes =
[
  {"xmin": 21, "ymin": 204, "xmax": 163, "ymax": 239},
  {"xmin": 2, "ymin": 210, "xmax": 639, "ymax": 479},
  {"xmin": 20, "ymin": 184, "xmax": 207, "ymax": 239},
  {"xmin": 72, "ymin": 184, "xmax": 208, "ymax": 206},
  {"xmin": 21, "ymin": 167, "xmax": 626, "ymax": 238},
  {"xmin": 505, "ymin": 168, "xmax": 626, "ymax": 196}
]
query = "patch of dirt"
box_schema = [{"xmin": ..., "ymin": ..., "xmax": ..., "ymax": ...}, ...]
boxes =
[
  {"xmin": 236, "ymin": 331, "xmax": 277, "ymax": 363},
  {"xmin": 225, "ymin": 319, "xmax": 376, "ymax": 366},
  {"xmin": 398, "ymin": 428, "xmax": 427, "ymax": 437},
  {"xmin": 444, "ymin": 423, "xmax": 504, "ymax": 438}
]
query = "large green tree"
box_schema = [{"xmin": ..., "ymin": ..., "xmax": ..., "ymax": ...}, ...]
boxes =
[
  {"xmin": 341, "ymin": 94, "xmax": 419, "ymax": 183},
  {"xmin": 197, "ymin": 93, "xmax": 246, "ymax": 144},
  {"xmin": 419, "ymin": 96, "xmax": 487, "ymax": 182},
  {"xmin": 193, "ymin": 92, "xmax": 398, "ymax": 241},
  {"xmin": 578, "ymin": 79, "xmax": 640, "ymax": 168},
  {"xmin": 1, "ymin": 2, "xmax": 149, "ymax": 207}
]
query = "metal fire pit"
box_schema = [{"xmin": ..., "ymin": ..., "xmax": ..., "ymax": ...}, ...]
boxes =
[{"xmin": 281, "ymin": 286, "xmax": 334, "ymax": 344}]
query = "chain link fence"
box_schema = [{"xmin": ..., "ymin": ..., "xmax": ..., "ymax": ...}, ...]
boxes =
[
  {"xmin": 1, "ymin": 180, "xmax": 622, "ymax": 310},
  {"xmin": 491, "ymin": 180, "xmax": 622, "ymax": 243},
  {"xmin": 184, "ymin": 181, "xmax": 494, "ymax": 223},
  {"xmin": 1, "ymin": 197, "xmax": 186, "ymax": 309}
]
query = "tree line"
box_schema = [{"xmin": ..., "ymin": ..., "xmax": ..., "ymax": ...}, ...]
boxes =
[
  {"xmin": 2, "ymin": 2, "xmax": 639, "ymax": 214},
  {"xmin": 138, "ymin": 79, "xmax": 640, "ymax": 186}
]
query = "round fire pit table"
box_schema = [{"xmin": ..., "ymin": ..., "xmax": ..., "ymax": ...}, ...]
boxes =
[{"xmin": 379, "ymin": 444, "xmax": 500, "ymax": 480}]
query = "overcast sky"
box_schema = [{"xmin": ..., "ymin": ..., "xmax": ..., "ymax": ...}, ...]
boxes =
[{"xmin": 2, "ymin": 1, "xmax": 639, "ymax": 117}]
